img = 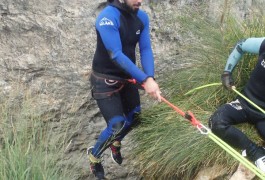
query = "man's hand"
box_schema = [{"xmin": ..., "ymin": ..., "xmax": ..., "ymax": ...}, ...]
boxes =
[
  {"xmin": 143, "ymin": 77, "xmax": 161, "ymax": 102},
  {"xmin": 221, "ymin": 71, "xmax": 234, "ymax": 90}
]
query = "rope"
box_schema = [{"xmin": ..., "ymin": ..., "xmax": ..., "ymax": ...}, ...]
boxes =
[
  {"xmin": 184, "ymin": 83, "xmax": 222, "ymax": 95},
  {"xmin": 160, "ymin": 94, "xmax": 265, "ymax": 179},
  {"xmin": 185, "ymin": 83, "xmax": 265, "ymax": 114},
  {"xmin": 231, "ymin": 86, "xmax": 265, "ymax": 114},
  {"xmin": 128, "ymin": 78, "xmax": 265, "ymax": 178},
  {"xmin": 208, "ymin": 132, "xmax": 265, "ymax": 179}
]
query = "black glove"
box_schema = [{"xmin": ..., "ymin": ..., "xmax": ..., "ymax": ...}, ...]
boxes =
[{"xmin": 221, "ymin": 71, "xmax": 234, "ymax": 90}]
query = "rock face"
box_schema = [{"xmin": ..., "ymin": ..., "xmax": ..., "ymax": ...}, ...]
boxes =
[{"xmin": 0, "ymin": 0, "xmax": 257, "ymax": 179}]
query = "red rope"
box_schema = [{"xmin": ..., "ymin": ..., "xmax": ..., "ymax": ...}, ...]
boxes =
[
  {"xmin": 128, "ymin": 78, "xmax": 201, "ymax": 127},
  {"xmin": 160, "ymin": 96, "xmax": 185, "ymax": 117}
]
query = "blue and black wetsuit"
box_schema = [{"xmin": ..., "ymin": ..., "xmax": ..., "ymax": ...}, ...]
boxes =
[
  {"xmin": 209, "ymin": 37, "xmax": 265, "ymax": 159},
  {"xmin": 90, "ymin": 1, "xmax": 155, "ymax": 158},
  {"xmin": 92, "ymin": 1, "xmax": 154, "ymax": 82}
]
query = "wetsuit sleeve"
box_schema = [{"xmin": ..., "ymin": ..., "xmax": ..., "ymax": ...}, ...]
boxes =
[
  {"xmin": 138, "ymin": 11, "xmax": 154, "ymax": 78},
  {"xmin": 259, "ymin": 38, "xmax": 265, "ymax": 54},
  {"xmin": 224, "ymin": 37, "xmax": 265, "ymax": 72},
  {"xmin": 95, "ymin": 9, "xmax": 148, "ymax": 83}
]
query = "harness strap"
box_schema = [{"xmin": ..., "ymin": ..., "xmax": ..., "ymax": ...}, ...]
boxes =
[{"xmin": 92, "ymin": 71, "xmax": 129, "ymax": 83}]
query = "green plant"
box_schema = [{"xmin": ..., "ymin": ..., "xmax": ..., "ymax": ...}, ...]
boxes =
[
  {"xmin": 130, "ymin": 2, "xmax": 265, "ymax": 179},
  {"xmin": 0, "ymin": 89, "xmax": 69, "ymax": 180}
]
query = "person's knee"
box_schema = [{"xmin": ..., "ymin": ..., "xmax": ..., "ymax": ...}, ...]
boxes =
[
  {"xmin": 208, "ymin": 110, "xmax": 229, "ymax": 137},
  {"xmin": 112, "ymin": 120, "xmax": 125, "ymax": 134},
  {"xmin": 107, "ymin": 116, "xmax": 126, "ymax": 135}
]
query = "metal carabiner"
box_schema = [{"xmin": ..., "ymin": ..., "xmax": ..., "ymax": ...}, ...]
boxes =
[{"xmin": 196, "ymin": 123, "xmax": 210, "ymax": 135}]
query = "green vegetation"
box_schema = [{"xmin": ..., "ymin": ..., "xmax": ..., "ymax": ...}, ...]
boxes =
[
  {"xmin": 130, "ymin": 2, "xmax": 265, "ymax": 179},
  {"xmin": 0, "ymin": 89, "xmax": 68, "ymax": 180}
]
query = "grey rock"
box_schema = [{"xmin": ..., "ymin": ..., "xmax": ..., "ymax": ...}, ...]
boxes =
[{"xmin": 0, "ymin": 0, "xmax": 257, "ymax": 179}]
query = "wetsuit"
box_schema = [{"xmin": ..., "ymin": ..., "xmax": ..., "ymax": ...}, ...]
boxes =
[
  {"xmin": 90, "ymin": 1, "xmax": 155, "ymax": 158},
  {"xmin": 209, "ymin": 37, "xmax": 265, "ymax": 158}
]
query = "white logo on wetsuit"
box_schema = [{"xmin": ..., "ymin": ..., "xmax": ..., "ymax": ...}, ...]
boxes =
[
  {"xmin": 99, "ymin": 17, "xmax": 114, "ymax": 26},
  {"xmin": 261, "ymin": 59, "xmax": 265, "ymax": 68},
  {"xmin": 136, "ymin": 30, "xmax": 140, "ymax": 35},
  {"xmin": 228, "ymin": 99, "xmax": 242, "ymax": 110},
  {"xmin": 105, "ymin": 79, "xmax": 118, "ymax": 85}
]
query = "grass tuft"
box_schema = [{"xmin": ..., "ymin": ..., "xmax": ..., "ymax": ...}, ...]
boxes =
[
  {"xmin": 0, "ymin": 89, "xmax": 68, "ymax": 180},
  {"xmin": 130, "ymin": 2, "xmax": 265, "ymax": 179}
]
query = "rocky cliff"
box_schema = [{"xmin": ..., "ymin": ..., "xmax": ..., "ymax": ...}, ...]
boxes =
[{"xmin": 0, "ymin": 0, "xmax": 256, "ymax": 179}]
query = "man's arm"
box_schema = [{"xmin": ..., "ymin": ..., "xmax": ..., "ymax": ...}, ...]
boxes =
[
  {"xmin": 224, "ymin": 38, "xmax": 265, "ymax": 72},
  {"xmin": 222, "ymin": 37, "xmax": 265, "ymax": 89},
  {"xmin": 96, "ymin": 9, "xmax": 148, "ymax": 83},
  {"xmin": 138, "ymin": 10, "xmax": 154, "ymax": 78}
]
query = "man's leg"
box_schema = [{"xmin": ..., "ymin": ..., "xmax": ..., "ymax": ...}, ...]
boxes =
[
  {"xmin": 109, "ymin": 84, "xmax": 141, "ymax": 165},
  {"xmin": 255, "ymin": 120, "xmax": 265, "ymax": 141},
  {"xmin": 89, "ymin": 93, "xmax": 126, "ymax": 177},
  {"xmin": 209, "ymin": 99, "xmax": 265, "ymax": 172},
  {"xmin": 250, "ymin": 113, "xmax": 265, "ymax": 171},
  {"xmin": 117, "ymin": 83, "xmax": 141, "ymax": 141},
  {"xmin": 209, "ymin": 99, "xmax": 251, "ymax": 149},
  {"xmin": 92, "ymin": 93, "xmax": 126, "ymax": 158}
]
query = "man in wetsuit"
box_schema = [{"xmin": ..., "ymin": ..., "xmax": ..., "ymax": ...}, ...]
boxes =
[
  {"xmin": 209, "ymin": 37, "xmax": 265, "ymax": 172},
  {"xmin": 88, "ymin": 0, "xmax": 161, "ymax": 179}
]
